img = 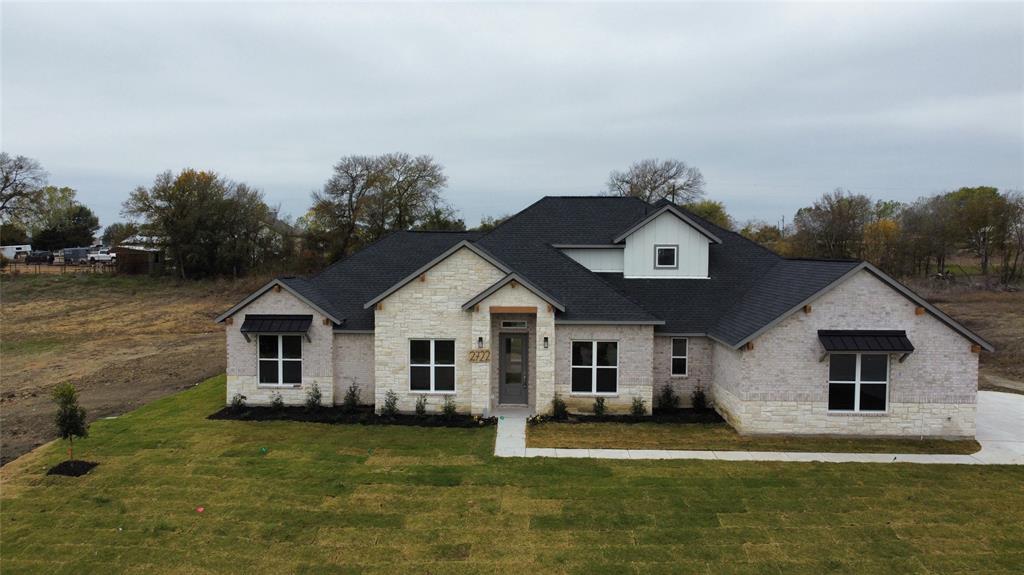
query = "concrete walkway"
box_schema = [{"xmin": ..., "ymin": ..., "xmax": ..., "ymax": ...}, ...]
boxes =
[{"xmin": 493, "ymin": 391, "xmax": 1024, "ymax": 465}]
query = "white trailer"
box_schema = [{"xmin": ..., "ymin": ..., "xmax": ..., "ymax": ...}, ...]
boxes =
[{"xmin": 1, "ymin": 245, "xmax": 32, "ymax": 259}]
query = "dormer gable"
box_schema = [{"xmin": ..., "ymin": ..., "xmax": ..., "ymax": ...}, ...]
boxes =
[{"xmin": 614, "ymin": 204, "xmax": 720, "ymax": 279}]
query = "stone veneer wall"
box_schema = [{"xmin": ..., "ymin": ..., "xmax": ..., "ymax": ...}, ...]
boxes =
[
  {"xmin": 374, "ymin": 247, "xmax": 506, "ymax": 414},
  {"xmin": 710, "ymin": 269, "xmax": 979, "ymax": 437},
  {"xmin": 333, "ymin": 333, "xmax": 375, "ymax": 405},
  {"xmin": 553, "ymin": 324, "xmax": 655, "ymax": 414},
  {"xmin": 225, "ymin": 288, "xmax": 334, "ymax": 406},
  {"xmin": 653, "ymin": 336, "xmax": 713, "ymax": 407}
]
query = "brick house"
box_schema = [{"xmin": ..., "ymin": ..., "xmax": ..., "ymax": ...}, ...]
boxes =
[{"xmin": 216, "ymin": 196, "xmax": 992, "ymax": 437}]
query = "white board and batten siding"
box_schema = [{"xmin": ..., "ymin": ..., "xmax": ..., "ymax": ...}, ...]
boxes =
[
  {"xmin": 623, "ymin": 212, "xmax": 710, "ymax": 278},
  {"xmin": 561, "ymin": 248, "xmax": 624, "ymax": 273}
]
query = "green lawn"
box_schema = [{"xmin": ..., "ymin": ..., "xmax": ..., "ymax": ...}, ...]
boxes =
[
  {"xmin": 1, "ymin": 376, "xmax": 1022, "ymax": 574},
  {"xmin": 528, "ymin": 422, "xmax": 982, "ymax": 454}
]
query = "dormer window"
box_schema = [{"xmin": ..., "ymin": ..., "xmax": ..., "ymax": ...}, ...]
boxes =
[{"xmin": 654, "ymin": 245, "xmax": 678, "ymax": 269}]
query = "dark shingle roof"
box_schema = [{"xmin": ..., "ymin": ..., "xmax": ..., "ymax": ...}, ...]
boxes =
[
  {"xmin": 818, "ymin": 330, "xmax": 915, "ymax": 353},
  {"xmin": 233, "ymin": 197, "xmax": 863, "ymax": 345}
]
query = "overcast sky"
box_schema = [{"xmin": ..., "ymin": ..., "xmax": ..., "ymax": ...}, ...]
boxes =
[{"xmin": 3, "ymin": 2, "xmax": 1022, "ymax": 231}]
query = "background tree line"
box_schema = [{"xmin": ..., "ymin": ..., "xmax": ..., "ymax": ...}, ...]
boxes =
[{"xmin": 3, "ymin": 150, "xmax": 1022, "ymax": 285}]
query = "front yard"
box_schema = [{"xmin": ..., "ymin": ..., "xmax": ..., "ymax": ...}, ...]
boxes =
[
  {"xmin": 527, "ymin": 421, "xmax": 982, "ymax": 454},
  {"xmin": 2, "ymin": 376, "xmax": 1022, "ymax": 574}
]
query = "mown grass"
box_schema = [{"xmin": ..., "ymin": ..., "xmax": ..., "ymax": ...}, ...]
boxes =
[
  {"xmin": 527, "ymin": 422, "xmax": 982, "ymax": 454},
  {"xmin": 2, "ymin": 376, "xmax": 1022, "ymax": 574}
]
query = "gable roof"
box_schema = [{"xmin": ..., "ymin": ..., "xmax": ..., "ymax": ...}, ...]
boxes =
[
  {"xmin": 462, "ymin": 273, "xmax": 566, "ymax": 312},
  {"xmin": 215, "ymin": 196, "xmax": 993, "ymax": 350},
  {"xmin": 612, "ymin": 202, "xmax": 722, "ymax": 244},
  {"xmin": 214, "ymin": 277, "xmax": 343, "ymax": 324},
  {"xmin": 363, "ymin": 240, "xmax": 512, "ymax": 309}
]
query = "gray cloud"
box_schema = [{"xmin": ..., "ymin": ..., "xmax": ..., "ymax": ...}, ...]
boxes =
[{"xmin": 3, "ymin": 2, "xmax": 1022, "ymax": 230}]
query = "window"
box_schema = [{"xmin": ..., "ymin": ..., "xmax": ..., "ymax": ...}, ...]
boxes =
[
  {"xmin": 571, "ymin": 341, "xmax": 618, "ymax": 394},
  {"xmin": 828, "ymin": 353, "xmax": 888, "ymax": 412},
  {"xmin": 501, "ymin": 320, "xmax": 528, "ymax": 329},
  {"xmin": 258, "ymin": 335, "xmax": 302, "ymax": 386},
  {"xmin": 671, "ymin": 338, "xmax": 688, "ymax": 376},
  {"xmin": 410, "ymin": 339, "xmax": 456, "ymax": 393},
  {"xmin": 655, "ymin": 245, "xmax": 678, "ymax": 268}
]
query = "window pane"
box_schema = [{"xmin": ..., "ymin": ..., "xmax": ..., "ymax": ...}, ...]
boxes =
[
  {"xmin": 258, "ymin": 335, "xmax": 278, "ymax": 359},
  {"xmin": 281, "ymin": 336, "xmax": 302, "ymax": 359},
  {"xmin": 410, "ymin": 366, "xmax": 431, "ymax": 390},
  {"xmin": 829, "ymin": 354, "xmax": 857, "ymax": 382},
  {"xmin": 672, "ymin": 338, "xmax": 687, "ymax": 357},
  {"xmin": 571, "ymin": 341, "xmax": 592, "ymax": 366},
  {"xmin": 434, "ymin": 367, "xmax": 455, "ymax": 391},
  {"xmin": 571, "ymin": 367, "xmax": 592, "ymax": 393},
  {"xmin": 596, "ymin": 368, "xmax": 617, "ymax": 393},
  {"xmin": 860, "ymin": 354, "xmax": 888, "ymax": 382},
  {"xmin": 282, "ymin": 360, "xmax": 301, "ymax": 384},
  {"xmin": 672, "ymin": 357, "xmax": 687, "ymax": 376},
  {"xmin": 434, "ymin": 340, "xmax": 455, "ymax": 365},
  {"xmin": 828, "ymin": 383, "xmax": 855, "ymax": 410},
  {"xmin": 860, "ymin": 384, "xmax": 887, "ymax": 411},
  {"xmin": 657, "ymin": 247, "xmax": 676, "ymax": 267},
  {"xmin": 596, "ymin": 342, "xmax": 617, "ymax": 366},
  {"xmin": 259, "ymin": 360, "xmax": 279, "ymax": 384},
  {"xmin": 410, "ymin": 340, "xmax": 431, "ymax": 365}
]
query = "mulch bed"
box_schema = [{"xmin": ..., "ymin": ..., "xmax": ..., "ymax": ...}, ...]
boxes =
[
  {"xmin": 208, "ymin": 406, "xmax": 497, "ymax": 428},
  {"xmin": 534, "ymin": 408, "xmax": 724, "ymax": 425},
  {"xmin": 47, "ymin": 460, "xmax": 99, "ymax": 477}
]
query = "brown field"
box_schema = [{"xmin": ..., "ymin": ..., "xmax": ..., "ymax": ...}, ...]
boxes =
[
  {"xmin": 0, "ymin": 273, "xmax": 265, "ymax": 465},
  {"xmin": 0, "ymin": 271, "xmax": 1021, "ymax": 466}
]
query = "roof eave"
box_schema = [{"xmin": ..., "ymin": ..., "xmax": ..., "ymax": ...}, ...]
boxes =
[
  {"xmin": 461, "ymin": 273, "xmax": 566, "ymax": 312},
  {"xmin": 214, "ymin": 279, "xmax": 343, "ymax": 324}
]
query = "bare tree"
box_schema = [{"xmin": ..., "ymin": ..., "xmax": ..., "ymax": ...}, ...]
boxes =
[
  {"xmin": 309, "ymin": 155, "xmax": 382, "ymax": 258},
  {"xmin": 606, "ymin": 159, "xmax": 705, "ymax": 204},
  {"xmin": 0, "ymin": 153, "xmax": 48, "ymax": 219}
]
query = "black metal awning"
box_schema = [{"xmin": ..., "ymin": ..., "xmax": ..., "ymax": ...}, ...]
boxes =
[
  {"xmin": 241, "ymin": 314, "xmax": 313, "ymax": 336},
  {"xmin": 818, "ymin": 330, "xmax": 914, "ymax": 353}
]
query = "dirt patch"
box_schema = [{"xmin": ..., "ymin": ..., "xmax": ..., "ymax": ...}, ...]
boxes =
[
  {"xmin": 0, "ymin": 273, "xmax": 265, "ymax": 465},
  {"xmin": 46, "ymin": 460, "xmax": 98, "ymax": 477}
]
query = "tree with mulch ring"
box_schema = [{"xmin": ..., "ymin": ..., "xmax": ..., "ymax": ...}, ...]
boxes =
[{"xmin": 47, "ymin": 383, "xmax": 98, "ymax": 477}]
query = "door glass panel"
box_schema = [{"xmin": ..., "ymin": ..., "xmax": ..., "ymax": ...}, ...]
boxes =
[{"xmin": 504, "ymin": 336, "xmax": 524, "ymax": 385}]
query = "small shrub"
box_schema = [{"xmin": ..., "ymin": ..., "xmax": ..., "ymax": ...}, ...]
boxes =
[
  {"xmin": 592, "ymin": 396, "xmax": 606, "ymax": 416},
  {"xmin": 551, "ymin": 394, "xmax": 568, "ymax": 420},
  {"xmin": 657, "ymin": 384, "xmax": 679, "ymax": 410},
  {"xmin": 382, "ymin": 390, "xmax": 399, "ymax": 417},
  {"xmin": 691, "ymin": 386, "xmax": 708, "ymax": 411},
  {"xmin": 270, "ymin": 392, "xmax": 284, "ymax": 410},
  {"xmin": 415, "ymin": 395, "xmax": 427, "ymax": 417},
  {"xmin": 630, "ymin": 396, "xmax": 647, "ymax": 417},
  {"xmin": 229, "ymin": 393, "xmax": 247, "ymax": 410},
  {"xmin": 342, "ymin": 380, "xmax": 361, "ymax": 412},
  {"xmin": 52, "ymin": 383, "xmax": 88, "ymax": 460},
  {"xmin": 442, "ymin": 396, "xmax": 458, "ymax": 420},
  {"xmin": 305, "ymin": 384, "xmax": 322, "ymax": 410}
]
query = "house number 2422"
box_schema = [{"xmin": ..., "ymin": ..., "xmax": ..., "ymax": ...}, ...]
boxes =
[{"xmin": 468, "ymin": 350, "xmax": 491, "ymax": 363}]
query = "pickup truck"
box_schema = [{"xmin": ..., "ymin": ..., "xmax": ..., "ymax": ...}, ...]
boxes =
[{"xmin": 87, "ymin": 249, "xmax": 117, "ymax": 263}]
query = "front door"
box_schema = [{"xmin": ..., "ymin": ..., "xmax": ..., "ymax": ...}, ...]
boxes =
[{"xmin": 499, "ymin": 333, "xmax": 528, "ymax": 405}]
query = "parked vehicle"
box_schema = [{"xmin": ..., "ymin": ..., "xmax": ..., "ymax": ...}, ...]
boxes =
[
  {"xmin": 87, "ymin": 248, "xmax": 117, "ymax": 263},
  {"xmin": 1, "ymin": 245, "xmax": 32, "ymax": 260},
  {"xmin": 25, "ymin": 251, "xmax": 55, "ymax": 264},
  {"xmin": 62, "ymin": 247, "xmax": 90, "ymax": 264}
]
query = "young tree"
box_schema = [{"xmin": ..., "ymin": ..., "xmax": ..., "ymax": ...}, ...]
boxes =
[
  {"xmin": 606, "ymin": 159, "xmax": 705, "ymax": 204},
  {"xmin": 0, "ymin": 152, "xmax": 48, "ymax": 219},
  {"xmin": 52, "ymin": 383, "xmax": 88, "ymax": 461}
]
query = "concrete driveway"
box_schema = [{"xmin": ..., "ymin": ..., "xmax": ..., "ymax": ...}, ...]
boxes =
[{"xmin": 974, "ymin": 390, "xmax": 1024, "ymax": 464}]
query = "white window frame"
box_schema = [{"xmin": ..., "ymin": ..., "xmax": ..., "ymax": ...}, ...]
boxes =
[
  {"xmin": 257, "ymin": 334, "xmax": 302, "ymax": 388},
  {"xmin": 827, "ymin": 352, "xmax": 889, "ymax": 413},
  {"xmin": 654, "ymin": 244, "xmax": 678, "ymax": 269},
  {"xmin": 409, "ymin": 339, "xmax": 457, "ymax": 394},
  {"xmin": 671, "ymin": 337, "xmax": 688, "ymax": 377},
  {"xmin": 570, "ymin": 340, "xmax": 618, "ymax": 395}
]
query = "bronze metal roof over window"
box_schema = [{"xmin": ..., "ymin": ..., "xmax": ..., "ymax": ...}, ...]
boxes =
[
  {"xmin": 241, "ymin": 314, "xmax": 313, "ymax": 334},
  {"xmin": 818, "ymin": 330, "xmax": 914, "ymax": 353}
]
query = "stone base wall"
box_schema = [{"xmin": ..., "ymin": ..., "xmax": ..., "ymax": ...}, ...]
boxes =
[
  {"xmin": 226, "ymin": 375, "xmax": 333, "ymax": 407},
  {"xmin": 715, "ymin": 386, "xmax": 976, "ymax": 438}
]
